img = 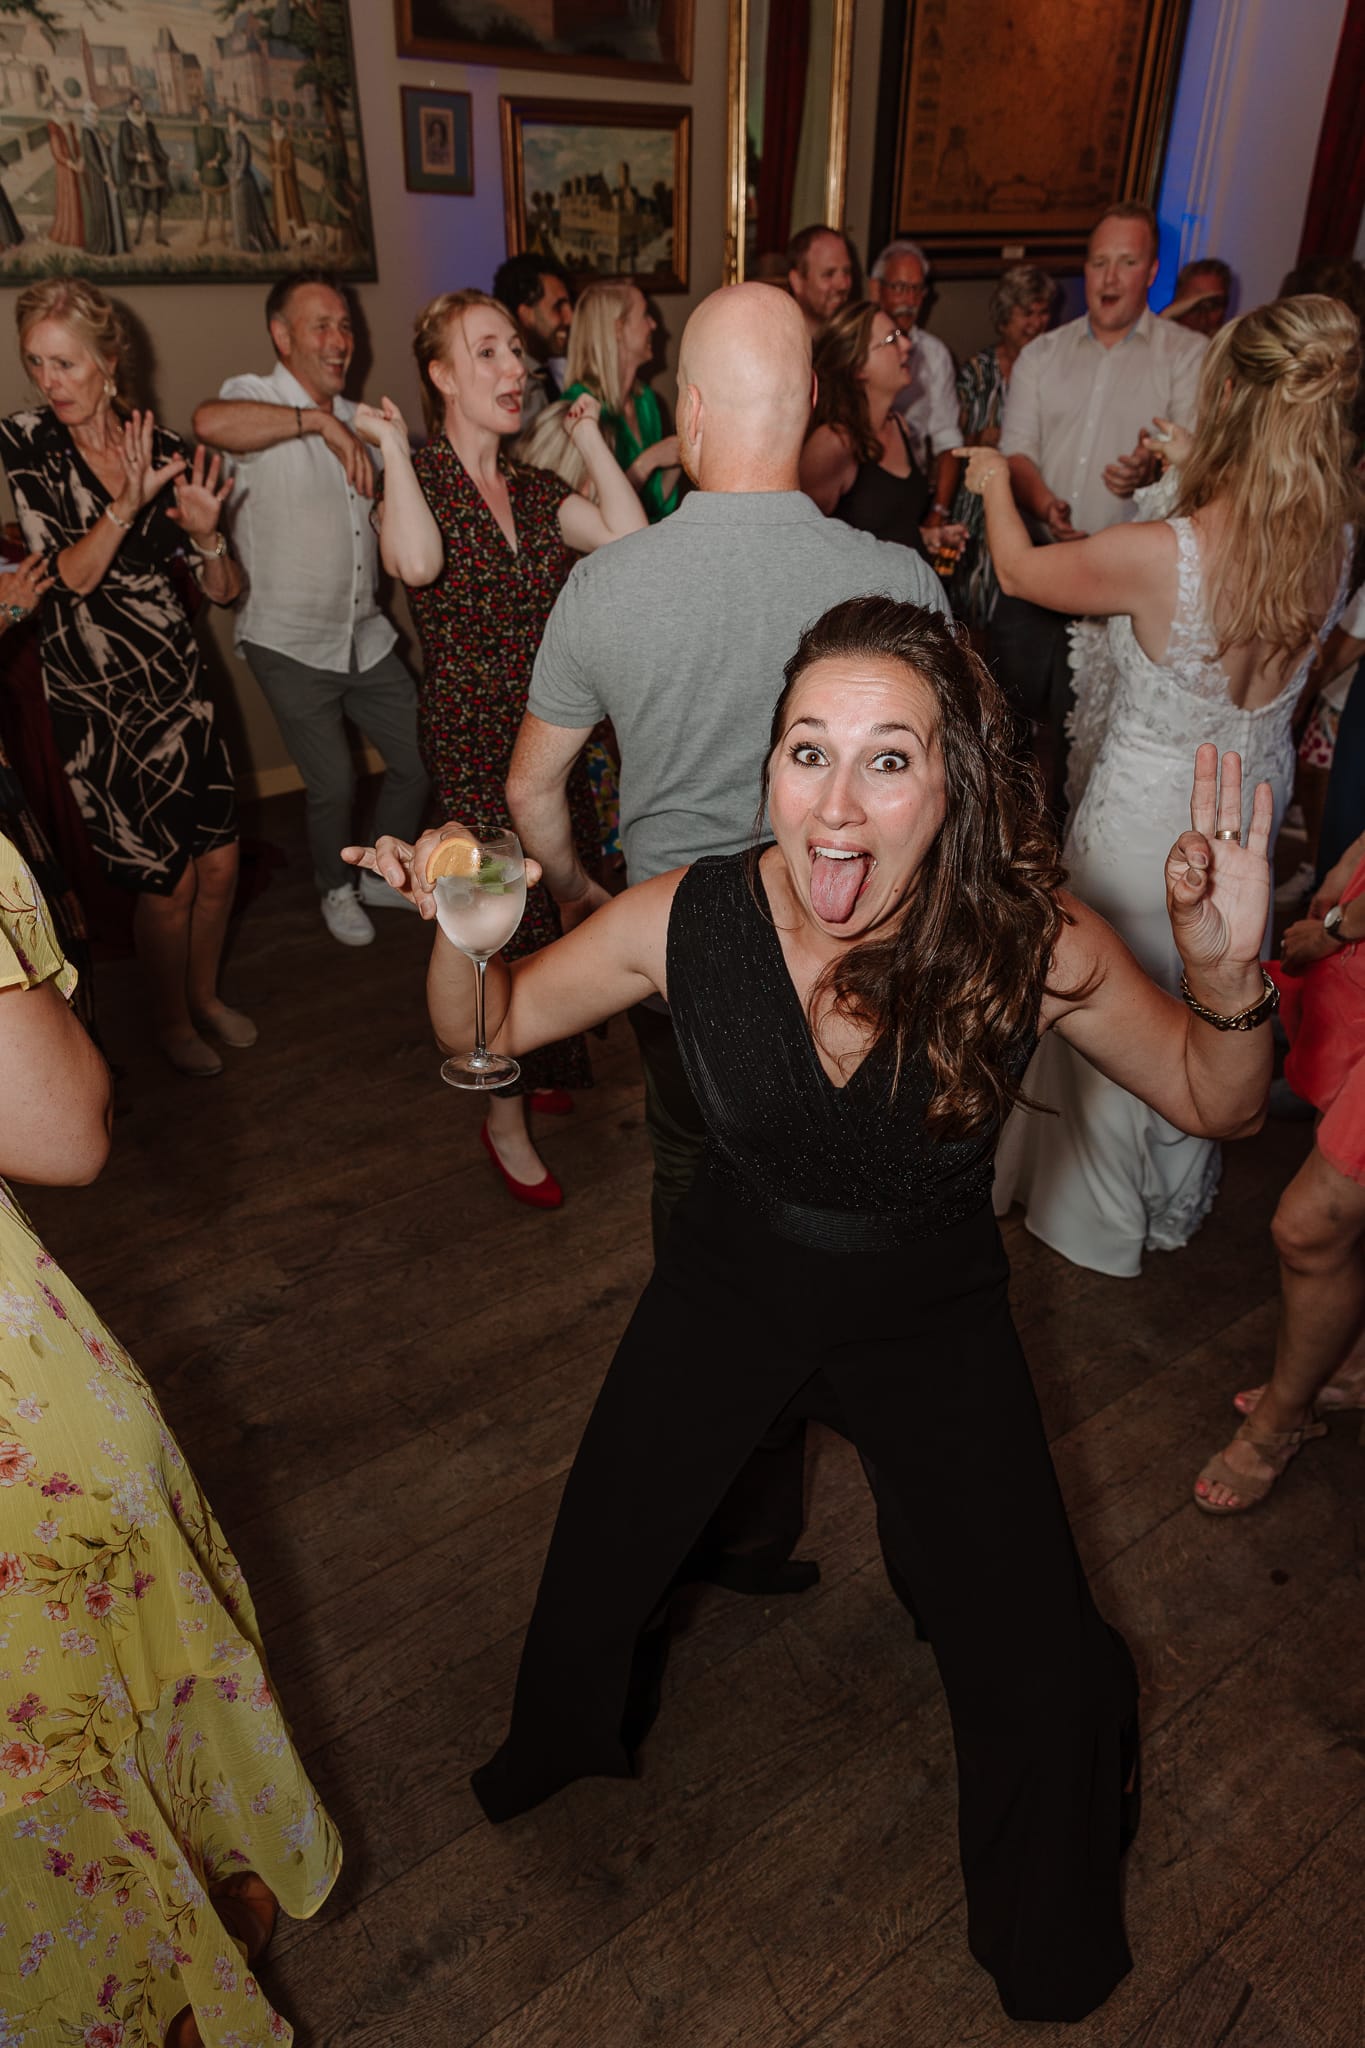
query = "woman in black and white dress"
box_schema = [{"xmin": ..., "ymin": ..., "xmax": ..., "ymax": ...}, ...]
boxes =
[{"xmin": 0, "ymin": 277, "xmax": 251, "ymax": 1076}]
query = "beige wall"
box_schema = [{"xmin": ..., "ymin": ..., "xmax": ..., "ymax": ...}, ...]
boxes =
[{"xmin": 0, "ymin": 0, "xmax": 730, "ymax": 798}]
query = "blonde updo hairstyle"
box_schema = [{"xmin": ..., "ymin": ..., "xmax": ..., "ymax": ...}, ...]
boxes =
[
  {"xmin": 412, "ymin": 288, "xmax": 516, "ymax": 436},
  {"xmin": 16, "ymin": 276, "xmax": 131, "ymax": 410},
  {"xmin": 1177, "ymin": 293, "xmax": 1363, "ymax": 667},
  {"xmin": 562, "ymin": 279, "xmax": 637, "ymax": 417}
]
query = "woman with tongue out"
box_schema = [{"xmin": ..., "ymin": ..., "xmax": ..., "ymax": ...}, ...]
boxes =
[
  {"xmin": 355, "ymin": 288, "xmax": 645, "ymax": 1208},
  {"xmin": 350, "ymin": 594, "xmax": 1277, "ymax": 2023}
]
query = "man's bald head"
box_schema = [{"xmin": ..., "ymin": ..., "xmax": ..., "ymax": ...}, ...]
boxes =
[{"xmin": 676, "ymin": 283, "xmax": 814, "ymax": 491}]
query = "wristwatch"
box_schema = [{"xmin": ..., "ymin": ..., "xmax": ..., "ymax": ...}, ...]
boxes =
[{"xmin": 1323, "ymin": 904, "xmax": 1348, "ymax": 943}]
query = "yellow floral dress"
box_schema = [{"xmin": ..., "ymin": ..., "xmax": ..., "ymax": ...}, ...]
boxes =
[{"xmin": 0, "ymin": 836, "xmax": 340, "ymax": 2045}]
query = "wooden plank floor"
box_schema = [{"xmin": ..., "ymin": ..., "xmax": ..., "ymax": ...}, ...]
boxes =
[{"xmin": 21, "ymin": 791, "xmax": 1365, "ymax": 2048}]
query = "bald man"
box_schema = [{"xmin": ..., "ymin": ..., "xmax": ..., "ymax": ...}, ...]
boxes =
[{"xmin": 507, "ymin": 284, "xmax": 946, "ymax": 1247}]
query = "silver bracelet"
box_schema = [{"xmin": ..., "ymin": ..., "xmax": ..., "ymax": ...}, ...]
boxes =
[{"xmin": 104, "ymin": 502, "xmax": 134, "ymax": 531}]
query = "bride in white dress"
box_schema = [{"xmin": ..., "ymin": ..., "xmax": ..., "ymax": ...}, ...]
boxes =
[{"xmin": 958, "ymin": 294, "xmax": 1361, "ymax": 1276}]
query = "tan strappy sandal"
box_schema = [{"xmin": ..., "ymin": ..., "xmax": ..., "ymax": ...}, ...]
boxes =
[{"xmin": 1194, "ymin": 1416, "xmax": 1327, "ymax": 1515}]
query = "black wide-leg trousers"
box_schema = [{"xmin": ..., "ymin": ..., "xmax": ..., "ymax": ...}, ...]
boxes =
[{"xmin": 472, "ymin": 1179, "xmax": 1137, "ymax": 2024}]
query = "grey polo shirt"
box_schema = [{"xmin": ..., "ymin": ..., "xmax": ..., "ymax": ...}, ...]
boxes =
[{"xmin": 528, "ymin": 489, "xmax": 950, "ymax": 883}]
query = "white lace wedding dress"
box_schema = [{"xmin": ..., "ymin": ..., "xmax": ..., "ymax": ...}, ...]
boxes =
[{"xmin": 993, "ymin": 513, "xmax": 1350, "ymax": 1277}]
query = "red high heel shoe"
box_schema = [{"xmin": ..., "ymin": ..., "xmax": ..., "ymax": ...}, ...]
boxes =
[
  {"xmin": 480, "ymin": 1122, "xmax": 563, "ymax": 1209},
  {"xmin": 528, "ymin": 1087, "xmax": 573, "ymax": 1116}
]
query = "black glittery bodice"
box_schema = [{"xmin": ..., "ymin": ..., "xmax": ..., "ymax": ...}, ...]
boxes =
[{"xmin": 666, "ymin": 853, "xmax": 1035, "ymax": 1248}]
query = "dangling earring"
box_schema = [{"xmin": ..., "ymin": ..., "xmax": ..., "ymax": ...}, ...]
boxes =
[{"xmin": 103, "ymin": 376, "xmax": 115, "ymax": 399}]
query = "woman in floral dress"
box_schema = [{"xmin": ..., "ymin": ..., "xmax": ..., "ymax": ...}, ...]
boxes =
[
  {"xmin": 0, "ymin": 831, "xmax": 340, "ymax": 2045},
  {"xmin": 359, "ymin": 289, "xmax": 645, "ymax": 1207}
]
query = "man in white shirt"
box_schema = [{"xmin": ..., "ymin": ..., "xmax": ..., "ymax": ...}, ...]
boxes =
[
  {"xmin": 194, "ymin": 272, "xmax": 428, "ymax": 946},
  {"xmin": 993, "ymin": 201, "xmax": 1207, "ymax": 804},
  {"xmin": 871, "ymin": 239, "xmax": 961, "ymax": 532}
]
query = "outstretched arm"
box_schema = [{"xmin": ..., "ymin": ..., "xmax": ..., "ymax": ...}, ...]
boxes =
[
  {"xmin": 341, "ymin": 826, "xmax": 676, "ymax": 1053},
  {"xmin": 958, "ymin": 446, "xmax": 1174, "ymax": 620},
  {"xmin": 1043, "ymin": 747, "xmax": 1273, "ymax": 1138}
]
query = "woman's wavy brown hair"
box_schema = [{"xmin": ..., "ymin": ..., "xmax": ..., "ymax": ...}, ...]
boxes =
[
  {"xmin": 754, "ymin": 596, "xmax": 1069, "ymax": 1140},
  {"xmin": 1177, "ymin": 294, "xmax": 1363, "ymax": 669},
  {"xmin": 808, "ymin": 299, "xmax": 884, "ymax": 464}
]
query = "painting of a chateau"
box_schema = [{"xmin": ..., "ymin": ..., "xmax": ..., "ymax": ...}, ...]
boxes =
[{"xmin": 0, "ymin": 2, "xmax": 374, "ymax": 284}]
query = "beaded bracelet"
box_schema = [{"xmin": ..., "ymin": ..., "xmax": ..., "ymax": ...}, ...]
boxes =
[
  {"xmin": 1178, "ymin": 969, "xmax": 1279, "ymax": 1032},
  {"xmin": 104, "ymin": 502, "xmax": 134, "ymax": 531}
]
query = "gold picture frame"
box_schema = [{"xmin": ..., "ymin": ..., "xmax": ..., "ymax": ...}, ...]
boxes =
[
  {"xmin": 499, "ymin": 97, "xmax": 690, "ymax": 294},
  {"xmin": 889, "ymin": 0, "xmax": 1191, "ymax": 273},
  {"xmin": 724, "ymin": 0, "xmax": 858, "ymax": 285},
  {"xmin": 395, "ymin": 1, "xmax": 694, "ymax": 83}
]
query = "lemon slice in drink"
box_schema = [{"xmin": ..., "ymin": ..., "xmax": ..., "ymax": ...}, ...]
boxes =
[{"xmin": 425, "ymin": 833, "xmax": 481, "ymax": 885}]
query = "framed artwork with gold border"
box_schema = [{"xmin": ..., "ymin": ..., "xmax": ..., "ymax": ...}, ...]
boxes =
[
  {"xmin": 395, "ymin": 1, "xmax": 694, "ymax": 83},
  {"xmin": 499, "ymin": 97, "xmax": 689, "ymax": 293},
  {"xmin": 890, "ymin": 0, "xmax": 1191, "ymax": 272}
]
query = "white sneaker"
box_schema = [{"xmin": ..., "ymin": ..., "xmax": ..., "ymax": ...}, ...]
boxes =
[
  {"xmin": 321, "ymin": 884, "xmax": 375, "ymax": 946},
  {"xmin": 358, "ymin": 869, "xmax": 418, "ymax": 913}
]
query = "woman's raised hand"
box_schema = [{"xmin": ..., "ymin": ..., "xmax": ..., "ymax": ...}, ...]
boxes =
[
  {"xmin": 1165, "ymin": 746, "xmax": 1272, "ymax": 981},
  {"xmin": 952, "ymin": 445, "xmax": 1009, "ymax": 495},
  {"xmin": 564, "ymin": 392, "xmax": 602, "ymax": 435},
  {"xmin": 341, "ymin": 826, "xmax": 542, "ymax": 922},
  {"xmin": 117, "ymin": 409, "xmax": 186, "ymax": 516},
  {"xmin": 1140, "ymin": 415, "xmax": 1194, "ymax": 469},
  {"xmin": 352, "ymin": 397, "xmax": 412, "ymax": 460},
  {"xmin": 167, "ymin": 445, "xmax": 232, "ymax": 540}
]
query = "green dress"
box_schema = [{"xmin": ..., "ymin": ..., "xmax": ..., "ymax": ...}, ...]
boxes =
[
  {"xmin": 0, "ymin": 834, "xmax": 340, "ymax": 2044},
  {"xmin": 562, "ymin": 379, "xmax": 679, "ymax": 523}
]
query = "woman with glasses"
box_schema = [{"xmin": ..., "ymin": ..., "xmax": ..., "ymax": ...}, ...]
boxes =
[{"xmin": 799, "ymin": 301, "xmax": 967, "ymax": 564}]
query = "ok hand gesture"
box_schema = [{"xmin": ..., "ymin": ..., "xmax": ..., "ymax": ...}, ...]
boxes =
[{"xmin": 1165, "ymin": 746, "xmax": 1272, "ymax": 982}]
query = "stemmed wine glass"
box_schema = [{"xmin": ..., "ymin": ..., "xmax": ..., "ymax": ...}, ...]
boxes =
[{"xmin": 430, "ymin": 829, "xmax": 528, "ymax": 1089}]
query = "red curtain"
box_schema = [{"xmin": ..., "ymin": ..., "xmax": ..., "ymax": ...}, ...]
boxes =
[
  {"xmin": 1299, "ymin": 0, "xmax": 1365, "ymax": 260},
  {"xmin": 753, "ymin": 0, "xmax": 811, "ymax": 258}
]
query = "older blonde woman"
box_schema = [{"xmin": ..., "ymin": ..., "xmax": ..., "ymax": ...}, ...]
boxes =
[
  {"xmin": 355, "ymin": 287, "xmax": 644, "ymax": 1206},
  {"xmin": 965, "ymin": 294, "xmax": 1363, "ymax": 1276},
  {"xmin": 0, "ymin": 278, "xmax": 248, "ymax": 1077}
]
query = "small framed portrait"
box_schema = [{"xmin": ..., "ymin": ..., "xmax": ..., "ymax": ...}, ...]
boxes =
[{"xmin": 401, "ymin": 86, "xmax": 474, "ymax": 196}]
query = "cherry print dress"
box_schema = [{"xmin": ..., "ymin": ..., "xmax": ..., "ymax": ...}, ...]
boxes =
[{"xmin": 404, "ymin": 439, "xmax": 597, "ymax": 1093}]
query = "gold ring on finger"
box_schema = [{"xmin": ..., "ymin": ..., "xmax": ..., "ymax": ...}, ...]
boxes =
[{"xmin": 1214, "ymin": 829, "xmax": 1239, "ymax": 841}]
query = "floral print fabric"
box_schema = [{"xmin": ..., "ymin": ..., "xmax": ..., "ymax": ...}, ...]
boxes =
[
  {"xmin": 404, "ymin": 439, "xmax": 598, "ymax": 1093},
  {"xmin": 0, "ymin": 835, "xmax": 339, "ymax": 2044}
]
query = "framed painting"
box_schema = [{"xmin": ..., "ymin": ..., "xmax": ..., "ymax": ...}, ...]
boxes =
[
  {"xmin": 402, "ymin": 86, "xmax": 474, "ymax": 195},
  {"xmin": 394, "ymin": 0, "xmax": 694, "ymax": 83},
  {"xmin": 0, "ymin": 1, "xmax": 376, "ymax": 286},
  {"xmin": 888, "ymin": 0, "xmax": 1190, "ymax": 272},
  {"xmin": 500, "ymin": 97, "xmax": 690, "ymax": 293}
]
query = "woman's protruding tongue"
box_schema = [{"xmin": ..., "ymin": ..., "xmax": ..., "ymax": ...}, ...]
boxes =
[{"xmin": 809, "ymin": 849, "xmax": 870, "ymax": 924}]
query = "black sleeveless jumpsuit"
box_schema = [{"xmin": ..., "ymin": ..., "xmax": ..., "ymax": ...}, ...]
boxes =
[{"xmin": 472, "ymin": 854, "xmax": 1138, "ymax": 2025}]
